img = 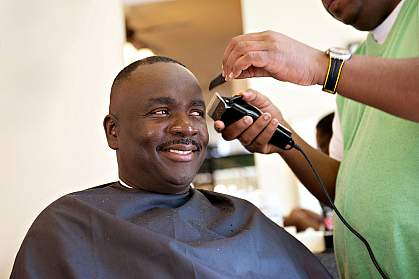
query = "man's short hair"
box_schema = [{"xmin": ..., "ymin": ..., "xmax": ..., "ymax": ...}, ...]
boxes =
[{"xmin": 112, "ymin": 56, "xmax": 186, "ymax": 87}]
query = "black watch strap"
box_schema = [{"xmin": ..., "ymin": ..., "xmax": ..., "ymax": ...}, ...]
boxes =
[{"xmin": 323, "ymin": 57, "xmax": 344, "ymax": 94}]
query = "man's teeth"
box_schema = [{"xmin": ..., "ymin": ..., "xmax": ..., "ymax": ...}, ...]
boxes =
[{"xmin": 168, "ymin": 149, "xmax": 192, "ymax": 155}]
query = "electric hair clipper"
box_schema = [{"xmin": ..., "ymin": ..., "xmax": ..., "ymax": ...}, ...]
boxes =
[{"xmin": 207, "ymin": 93, "xmax": 294, "ymax": 150}]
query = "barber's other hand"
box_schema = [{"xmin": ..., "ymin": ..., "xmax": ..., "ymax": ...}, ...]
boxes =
[
  {"xmin": 214, "ymin": 89, "xmax": 288, "ymax": 154},
  {"xmin": 222, "ymin": 30, "xmax": 327, "ymax": 86}
]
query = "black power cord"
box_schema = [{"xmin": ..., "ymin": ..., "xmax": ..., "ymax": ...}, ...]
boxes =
[
  {"xmin": 206, "ymin": 92, "xmax": 389, "ymax": 278},
  {"xmin": 293, "ymin": 143, "xmax": 389, "ymax": 279}
]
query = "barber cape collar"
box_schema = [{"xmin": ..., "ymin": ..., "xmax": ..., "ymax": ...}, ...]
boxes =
[{"xmin": 119, "ymin": 179, "xmax": 134, "ymax": 189}]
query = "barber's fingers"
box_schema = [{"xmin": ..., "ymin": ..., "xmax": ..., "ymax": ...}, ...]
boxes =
[
  {"xmin": 214, "ymin": 120, "xmax": 225, "ymax": 132},
  {"xmin": 218, "ymin": 116, "xmax": 254, "ymax": 141},
  {"xmin": 222, "ymin": 33, "xmax": 267, "ymax": 77},
  {"xmin": 240, "ymin": 89, "xmax": 281, "ymax": 118},
  {"xmin": 245, "ymin": 118, "xmax": 281, "ymax": 154},
  {"xmin": 239, "ymin": 113, "xmax": 272, "ymax": 146},
  {"xmin": 240, "ymin": 89, "xmax": 268, "ymax": 107},
  {"xmin": 233, "ymin": 66, "xmax": 268, "ymax": 80},
  {"xmin": 232, "ymin": 50, "xmax": 276, "ymax": 79},
  {"xmin": 224, "ymin": 43, "xmax": 272, "ymax": 80},
  {"xmin": 223, "ymin": 33, "xmax": 265, "ymax": 65},
  {"xmin": 214, "ymin": 109, "xmax": 282, "ymax": 154}
]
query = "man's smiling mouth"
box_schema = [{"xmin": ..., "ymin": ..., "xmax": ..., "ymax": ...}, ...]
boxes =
[
  {"xmin": 157, "ymin": 138, "xmax": 202, "ymax": 162},
  {"xmin": 157, "ymin": 138, "xmax": 201, "ymax": 152},
  {"xmin": 160, "ymin": 146, "xmax": 196, "ymax": 162},
  {"xmin": 168, "ymin": 149, "xmax": 193, "ymax": 155}
]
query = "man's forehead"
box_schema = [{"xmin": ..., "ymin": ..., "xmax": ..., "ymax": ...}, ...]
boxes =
[{"xmin": 110, "ymin": 61, "xmax": 202, "ymax": 113}]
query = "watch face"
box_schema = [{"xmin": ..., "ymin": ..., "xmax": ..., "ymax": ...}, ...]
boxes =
[
  {"xmin": 328, "ymin": 47, "xmax": 352, "ymax": 60},
  {"xmin": 330, "ymin": 47, "xmax": 351, "ymax": 55}
]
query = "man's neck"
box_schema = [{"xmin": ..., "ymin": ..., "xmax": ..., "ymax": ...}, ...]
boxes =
[{"xmin": 371, "ymin": 0, "xmax": 405, "ymax": 44}]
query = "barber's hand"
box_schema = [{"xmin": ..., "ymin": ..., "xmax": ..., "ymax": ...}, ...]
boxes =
[
  {"xmin": 222, "ymin": 30, "xmax": 327, "ymax": 86},
  {"xmin": 214, "ymin": 89, "xmax": 289, "ymax": 154}
]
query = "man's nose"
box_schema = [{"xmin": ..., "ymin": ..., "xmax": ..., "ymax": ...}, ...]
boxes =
[{"xmin": 168, "ymin": 115, "xmax": 198, "ymax": 137}]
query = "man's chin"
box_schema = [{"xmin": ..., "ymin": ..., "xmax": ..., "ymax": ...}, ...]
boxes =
[
  {"xmin": 166, "ymin": 173, "xmax": 195, "ymax": 188},
  {"xmin": 155, "ymin": 154, "xmax": 204, "ymax": 192},
  {"xmin": 157, "ymin": 168, "xmax": 196, "ymax": 192},
  {"xmin": 330, "ymin": 10, "xmax": 356, "ymax": 26}
]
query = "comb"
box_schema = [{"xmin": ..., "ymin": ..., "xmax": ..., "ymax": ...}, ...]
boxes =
[{"xmin": 208, "ymin": 73, "xmax": 226, "ymax": 90}]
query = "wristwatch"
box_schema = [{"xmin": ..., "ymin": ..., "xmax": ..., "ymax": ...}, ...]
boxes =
[{"xmin": 322, "ymin": 47, "xmax": 352, "ymax": 94}]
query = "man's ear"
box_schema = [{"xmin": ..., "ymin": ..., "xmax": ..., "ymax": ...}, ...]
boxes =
[{"xmin": 103, "ymin": 114, "xmax": 119, "ymax": 150}]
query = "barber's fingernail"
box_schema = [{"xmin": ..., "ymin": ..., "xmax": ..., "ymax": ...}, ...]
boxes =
[
  {"xmin": 272, "ymin": 118, "xmax": 279, "ymax": 125},
  {"xmin": 228, "ymin": 72, "xmax": 234, "ymax": 79},
  {"xmin": 244, "ymin": 116, "xmax": 253, "ymax": 125},
  {"xmin": 263, "ymin": 113, "xmax": 271, "ymax": 121},
  {"xmin": 243, "ymin": 90, "xmax": 254, "ymax": 97}
]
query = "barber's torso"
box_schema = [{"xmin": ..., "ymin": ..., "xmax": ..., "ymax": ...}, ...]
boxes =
[{"xmin": 334, "ymin": 0, "xmax": 419, "ymax": 278}]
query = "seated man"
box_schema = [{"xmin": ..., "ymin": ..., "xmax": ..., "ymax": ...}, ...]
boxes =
[{"xmin": 11, "ymin": 56, "xmax": 331, "ymax": 279}]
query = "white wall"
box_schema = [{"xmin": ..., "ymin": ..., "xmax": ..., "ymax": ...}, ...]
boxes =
[
  {"xmin": 241, "ymin": 0, "xmax": 366, "ymax": 215},
  {"xmin": 0, "ymin": 1, "xmax": 124, "ymax": 276}
]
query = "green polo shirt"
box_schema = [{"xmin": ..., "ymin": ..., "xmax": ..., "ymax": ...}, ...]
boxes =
[{"xmin": 334, "ymin": 0, "xmax": 419, "ymax": 278}]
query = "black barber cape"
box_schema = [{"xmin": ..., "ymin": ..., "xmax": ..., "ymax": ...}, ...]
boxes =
[{"xmin": 11, "ymin": 182, "xmax": 331, "ymax": 279}]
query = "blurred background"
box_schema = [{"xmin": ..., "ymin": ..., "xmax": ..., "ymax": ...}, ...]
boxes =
[{"xmin": 0, "ymin": 0, "xmax": 365, "ymax": 277}]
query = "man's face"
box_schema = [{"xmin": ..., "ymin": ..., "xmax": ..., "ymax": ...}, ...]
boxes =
[
  {"xmin": 321, "ymin": 0, "xmax": 400, "ymax": 30},
  {"xmin": 107, "ymin": 62, "xmax": 209, "ymax": 194}
]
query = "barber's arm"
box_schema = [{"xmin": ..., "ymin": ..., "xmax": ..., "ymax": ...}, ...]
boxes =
[
  {"xmin": 335, "ymin": 56, "xmax": 419, "ymax": 122},
  {"xmin": 222, "ymin": 30, "xmax": 419, "ymax": 122},
  {"xmin": 215, "ymin": 90, "xmax": 340, "ymax": 204}
]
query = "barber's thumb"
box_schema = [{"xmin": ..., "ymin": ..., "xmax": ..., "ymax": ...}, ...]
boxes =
[
  {"xmin": 242, "ymin": 89, "xmax": 269, "ymax": 106},
  {"xmin": 214, "ymin": 120, "xmax": 225, "ymax": 132}
]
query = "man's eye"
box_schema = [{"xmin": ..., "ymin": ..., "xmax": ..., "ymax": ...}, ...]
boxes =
[
  {"xmin": 190, "ymin": 110, "xmax": 204, "ymax": 117},
  {"xmin": 151, "ymin": 109, "xmax": 169, "ymax": 115}
]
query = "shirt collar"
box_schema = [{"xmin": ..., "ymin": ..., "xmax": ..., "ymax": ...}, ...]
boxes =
[
  {"xmin": 119, "ymin": 179, "xmax": 134, "ymax": 189},
  {"xmin": 118, "ymin": 178, "xmax": 193, "ymax": 192},
  {"xmin": 371, "ymin": 0, "xmax": 405, "ymax": 44}
]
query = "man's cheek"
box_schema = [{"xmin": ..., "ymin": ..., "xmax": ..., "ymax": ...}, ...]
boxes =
[
  {"xmin": 140, "ymin": 132, "xmax": 163, "ymax": 149},
  {"xmin": 144, "ymin": 129, "xmax": 156, "ymax": 138}
]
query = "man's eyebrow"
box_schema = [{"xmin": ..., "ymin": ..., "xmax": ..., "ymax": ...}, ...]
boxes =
[
  {"xmin": 144, "ymin": 97, "xmax": 205, "ymax": 108},
  {"xmin": 190, "ymin": 99, "xmax": 205, "ymax": 107},
  {"xmin": 144, "ymin": 97, "xmax": 176, "ymax": 107}
]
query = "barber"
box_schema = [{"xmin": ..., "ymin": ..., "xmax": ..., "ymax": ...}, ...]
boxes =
[{"xmin": 214, "ymin": 0, "xmax": 419, "ymax": 278}]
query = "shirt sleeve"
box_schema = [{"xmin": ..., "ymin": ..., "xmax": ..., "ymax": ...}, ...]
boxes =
[{"xmin": 329, "ymin": 113, "xmax": 344, "ymax": 161}]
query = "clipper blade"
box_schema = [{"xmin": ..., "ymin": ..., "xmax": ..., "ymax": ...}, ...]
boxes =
[{"xmin": 207, "ymin": 92, "xmax": 228, "ymax": 121}]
